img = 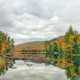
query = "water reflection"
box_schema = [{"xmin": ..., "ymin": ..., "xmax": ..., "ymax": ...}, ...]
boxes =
[{"xmin": 0, "ymin": 60, "xmax": 67, "ymax": 80}]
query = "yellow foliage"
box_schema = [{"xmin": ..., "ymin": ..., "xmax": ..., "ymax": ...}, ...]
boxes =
[
  {"xmin": 57, "ymin": 59, "xmax": 73, "ymax": 68},
  {"xmin": 0, "ymin": 57, "xmax": 6, "ymax": 69},
  {"xmin": 0, "ymin": 33, "xmax": 10, "ymax": 54}
]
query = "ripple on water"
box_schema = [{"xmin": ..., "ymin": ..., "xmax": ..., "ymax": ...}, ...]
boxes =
[{"xmin": 0, "ymin": 60, "xmax": 67, "ymax": 80}]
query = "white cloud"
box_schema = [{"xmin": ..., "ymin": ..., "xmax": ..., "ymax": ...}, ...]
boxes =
[
  {"xmin": 50, "ymin": 16, "xmax": 59, "ymax": 23},
  {"xmin": 0, "ymin": 0, "xmax": 80, "ymax": 44}
]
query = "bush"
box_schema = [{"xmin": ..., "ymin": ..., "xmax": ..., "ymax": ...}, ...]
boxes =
[{"xmin": 0, "ymin": 57, "xmax": 6, "ymax": 75}]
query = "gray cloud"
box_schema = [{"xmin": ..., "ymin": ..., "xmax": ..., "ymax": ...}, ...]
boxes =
[{"xmin": 0, "ymin": 0, "xmax": 80, "ymax": 44}]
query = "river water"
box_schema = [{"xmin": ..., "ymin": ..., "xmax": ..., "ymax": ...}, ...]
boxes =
[{"xmin": 0, "ymin": 60, "xmax": 67, "ymax": 80}]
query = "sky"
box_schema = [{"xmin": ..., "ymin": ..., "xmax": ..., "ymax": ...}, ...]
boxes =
[{"xmin": 0, "ymin": 0, "xmax": 80, "ymax": 44}]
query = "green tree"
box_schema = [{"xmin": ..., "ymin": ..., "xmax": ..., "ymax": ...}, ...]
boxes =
[
  {"xmin": 0, "ymin": 31, "xmax": 5, "ymax": 54},
  {"xmin": 65, "ymin": 26, "xmax": 75, "ymax": 61},
  {"xmin": 72, "ymin": 36, "xmax": 80, "ymax": 74},
  {"xmin": 44, "ymin": 41, "xmax": 50, "ymax": 57},
  {"xmin": 45, "ymin": 42, "xmax": 62, "ymax": 64},
  {"xmin": 65, "ymin": 25, "xmax": 75, "ymax": 44}
]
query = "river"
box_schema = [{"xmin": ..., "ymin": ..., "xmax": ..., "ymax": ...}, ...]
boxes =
[{"xmin": 0, "ymin": 60, "xmax": 67, "ymax": 80}]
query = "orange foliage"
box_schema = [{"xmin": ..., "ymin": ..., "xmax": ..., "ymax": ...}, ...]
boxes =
[{"xmin": 0, "ymin": 32, "xmax": 10, "ymax": 55}]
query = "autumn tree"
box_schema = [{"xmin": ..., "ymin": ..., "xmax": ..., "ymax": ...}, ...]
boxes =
[
  {"xmin": 0, "ymin": 31, "xmax": 5, "ymax": 54},
  {"xmin": 0, "ymin": 31, "xmax": 14, "ymax": 71},
  {"xmin": 0, "ymin": 31, "xmax": 14, "ymax": 55},
  {"xmin": 72, "ymin": 35, "xmax": 80, "ymax": 74}
]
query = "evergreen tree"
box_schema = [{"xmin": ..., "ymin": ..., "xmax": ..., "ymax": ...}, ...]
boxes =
[
  {"xmin": 72, "ymin": 36, "xmax": 80, "ymax": 74},
  {"xmin": 65, "ymin": 25, "xmax": 75, "ymax": 44},
  {"xmin": 67, "ymin": 25, "xmax": 75, "ymax": 35}
]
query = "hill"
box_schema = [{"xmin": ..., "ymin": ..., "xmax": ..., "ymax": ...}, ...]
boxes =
[{"xmin": 14, "ymin": 41, "xmax": 48, "ymax": 59}]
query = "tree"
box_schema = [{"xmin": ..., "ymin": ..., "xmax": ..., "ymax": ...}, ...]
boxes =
[
  {"xmin": 45, "ymin": 42, "xmax": 62, "ymax": 64},
  {"xmin": 0, "ymin": 31, "xmax": 5, "ymax": 54},
  {"xmin": 65, "ymin": 25, "xmax": 75, "ymax": 44},
  {"xmin": 44, "ymin": 41, "xmax": 50, "ymax": 57},
  {"xmin": 0, "ymin": 31, "xmax": 14, "ymax": 72},
  {"xmin": 72, "ymin": 36, "xmax": 80, "ymax": 74},
  {"xmin": 51, "ymin": 42, "xmax": 60, "ymax": 58},
  {"xmin": 64, "ymin": 26, "xmax": 80, "ymax": 78},
  {"xmin": 64, "ymin": 26, "xmax": 75, "ymax": 62},
  {"xmin": 6, "ymin": 37, "xmax": 14, "ymax": 54},
  {"xmin": 67, "ymin": 25, "xmax": 75, "ymax": 35}
]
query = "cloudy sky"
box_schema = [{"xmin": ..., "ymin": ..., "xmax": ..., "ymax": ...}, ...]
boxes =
[{"xmin": 0, "ymin": 0, "xmax": 80, "ymax": 44}]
